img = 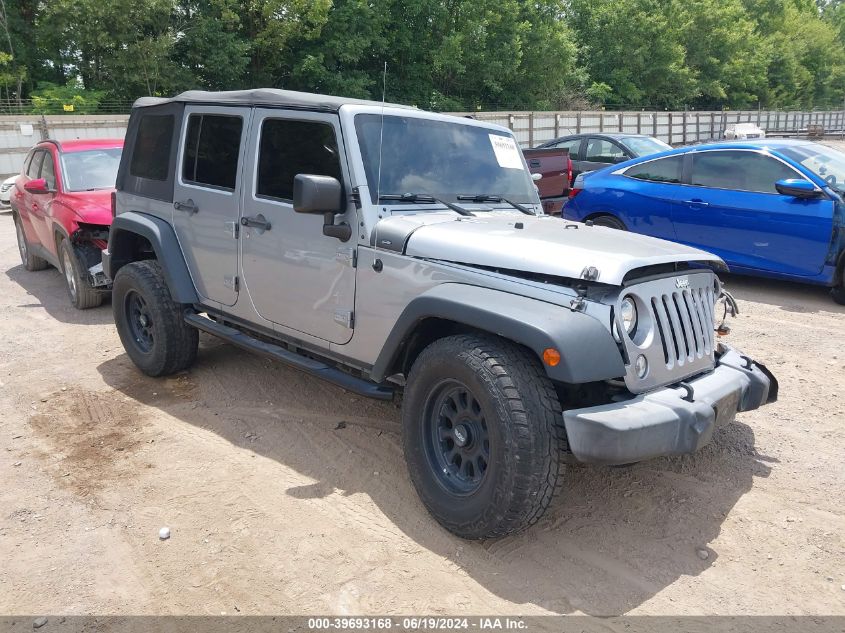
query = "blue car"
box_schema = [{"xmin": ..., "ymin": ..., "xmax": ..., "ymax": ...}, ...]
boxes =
[{"xmin": 564, "ymin": 139, "xmax": 845, "ymax": 303}]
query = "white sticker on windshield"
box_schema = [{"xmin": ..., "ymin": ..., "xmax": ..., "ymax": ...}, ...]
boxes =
[{"xmin": 489, "ymin": 134, "xmax": 524, "ymax": 170}]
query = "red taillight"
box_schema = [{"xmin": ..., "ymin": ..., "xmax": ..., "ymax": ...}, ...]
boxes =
[
  {"xmin": 568, "ymin": 187, "xmax": 582, "ymax": 199},
  {"xmin": 110, "ymin": 191, "xmax": 116, "ymax": 218},
  {"xmin": 567, "ymin": 156, "xmax": 573, "ymax": 184}
]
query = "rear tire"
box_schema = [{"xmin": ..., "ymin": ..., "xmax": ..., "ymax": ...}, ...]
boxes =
[
  {"xmin": 58, "ymin": 239, "xmax": 103, "ymax": 309},
  {"xmin": 113, "ymin": 260, "xmax": 198, "ymax": 377},
  {"xmin": 14, "ymin": 214, "xmax": 48, "ymax": 271},
  {"xmin": 590, "ymin": 214, "xmax": 627, "ymax": 230},
  {"xmin": 402, "ymin": 334, "xmax": 566, "ymax": 539}
]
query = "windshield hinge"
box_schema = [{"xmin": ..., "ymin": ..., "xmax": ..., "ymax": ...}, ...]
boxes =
[
  {"xmin": 336, "ymin": 247, "xmax": 357, "ymax": 268},
  {"xmin": 350, "ymin": 187, "xmax": 362, "ymax": 209}
]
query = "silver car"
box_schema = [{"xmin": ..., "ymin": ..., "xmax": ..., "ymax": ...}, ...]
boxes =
[{"xmin": 103, "ymin": 90, "xmax": 777, "ymax": 539}]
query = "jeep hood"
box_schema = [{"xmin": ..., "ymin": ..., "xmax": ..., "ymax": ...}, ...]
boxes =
[{"xmin": 374, "ymin": 212, "xmax": 724, "ymax": 286}]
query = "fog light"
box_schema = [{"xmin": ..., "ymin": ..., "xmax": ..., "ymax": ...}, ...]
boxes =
[{"xmin": 635, "ymin": 354, "xmax": 648, "ymax": 379}]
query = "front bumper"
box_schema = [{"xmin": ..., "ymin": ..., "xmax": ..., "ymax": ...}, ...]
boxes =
[{"xmin": 563, "ymin": 346, "xmax": 777, "ymax": 465}]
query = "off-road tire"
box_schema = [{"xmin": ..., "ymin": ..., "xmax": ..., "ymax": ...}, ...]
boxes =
[
  {"xmin": 590, "ymin": 214, "xmax": 627, "ymax": 230},
  {"xmin": 58, "ymin": 239, "xmax": 103, "ymax": 309},
  {"xmin": 13, "ymin": 213, "xmax": 48, "ymax": 271},
  {"xmin": 113, "ymin": 260, "xmax": 198, "ymax": 377},
  {"xmin": 402, "ymin": 334, "xmax": 566, "ymax": 539}
]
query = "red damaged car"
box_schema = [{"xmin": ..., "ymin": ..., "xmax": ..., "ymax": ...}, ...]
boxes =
[{"xmin": 12, "ymin": 138, "xmax": 123, "ymax": 309}]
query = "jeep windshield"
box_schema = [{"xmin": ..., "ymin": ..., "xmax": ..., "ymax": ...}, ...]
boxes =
[{"xmin": 355, "ymin": 113, "xmax": 537, "ymax": 206}]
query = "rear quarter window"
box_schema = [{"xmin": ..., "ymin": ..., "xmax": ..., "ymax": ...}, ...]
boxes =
[
  {"xmin": 624, "ymin": 155, "xmax": 682, "ymax": 183},
  {"xmin": 130, "ymin": 114, "xmax": 175, "ymax": 181}
]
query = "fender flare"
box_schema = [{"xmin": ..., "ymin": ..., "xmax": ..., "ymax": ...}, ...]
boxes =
[
  {"xmin": 104, "ymin": 211, "xmax": 198, "ymax": 304},
  {"xmin": 370, "ymin": 283, "xmax": 625, "ymax": 384}
]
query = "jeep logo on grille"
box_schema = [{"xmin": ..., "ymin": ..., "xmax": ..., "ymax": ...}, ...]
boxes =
[{"xmin": 675, "ymin": 276, "xmax": 690, "ymax": 289}]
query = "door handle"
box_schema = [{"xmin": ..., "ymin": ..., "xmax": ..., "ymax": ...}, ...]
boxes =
[
  {"xmin": 174, "ymin": 199, "xmax": 199, "ymax": 214},
  {"xmin": 241, "ymin": 214, "xmax": 271, "ymax": 232},
  {"xmin": 684, "ymin": 199, "xmax": 709, "ymax": 208},
  {"xmin": 529, "ymin": 160, "xmax": 541, "ymax": 167}
]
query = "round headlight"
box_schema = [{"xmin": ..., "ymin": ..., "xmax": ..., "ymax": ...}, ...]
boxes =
[{"xmin": 619, "ymin": 296, "xmax": 638, "ymax": 335}]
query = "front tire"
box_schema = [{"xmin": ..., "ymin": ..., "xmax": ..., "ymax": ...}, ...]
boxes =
[
  {"xmin": 58, "ymin": 239, "xmax": 103, "ymax": 309},
  {"xmin": 402, "ymin": 334, "xmax": 566, "ymax": 539},
  {"xmin": 14, "ymin": 214, "xmax": 48, "ymax": 271},
  {"xmin": 113, "ymin": 260, "xmax": 198, "ymax": 377}
]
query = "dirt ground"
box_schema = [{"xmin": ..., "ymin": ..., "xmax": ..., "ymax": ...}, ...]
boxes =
[{"xmin": 0, "ymin": 210, "xmax": 843, "ymax": 617}]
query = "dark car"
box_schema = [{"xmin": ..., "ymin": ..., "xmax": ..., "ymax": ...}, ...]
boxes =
[
  {"xmin": 563, "ymin": 139, "xmax": 845, "ymax": 304},
  {"xmin": 537, "ymin": 133, "xmax": 671, "ymax": 182}
]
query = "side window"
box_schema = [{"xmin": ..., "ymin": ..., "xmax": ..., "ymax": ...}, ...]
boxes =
[
  {"xmin": 27, "ymin": 151, "xmax": 44, "ymax": 179},
  {"xmin": 256, "ymin": 119, "xmax": 342, "ymax": 201},
  {"xmin": 691, "ymin": 151, "xmax": 799, "ymax": 193},
  {"xmin": 182, "ymin": 114, "xmax": 243, "ymax": 190},
  {"xmin": 585, "ymin": 138, "xmax": 626, "ymax": 164},
  {"xmin": 22, "ymin": 151, "xmax": 34, "ymax": 175},
  {"xmin": 624, "ymin": 156, "xmax": 682, "ymax": 184},
  {"xmin": 130, "ymin": 114, "xmax": 175, "ymax": 181},
  {"xmin": 552, "ymin": 138, "xmax": 582, "ymax": 158},
  {"xmin": 40, "ymin": 153, "xmax": 56, "ymax": 190}
]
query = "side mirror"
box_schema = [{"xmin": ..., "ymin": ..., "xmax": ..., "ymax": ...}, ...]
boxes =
[
  {"xmin": 293, "ymin": 174, "xmax": 342, "ymax": 214},
  {"xmin": 531, "ymin": 172, "xmax": 543, "ymax": 181},
  {"xmin": 24, "ymin": 178, "xmax": 49, "ymax": 194},
  {"xmin": 293, "ymin": 174, "xmax": 351, "ymax": 242},
  {"xmin": 775, "ymin": 178, "xmax": 823, "ymax": 199}
]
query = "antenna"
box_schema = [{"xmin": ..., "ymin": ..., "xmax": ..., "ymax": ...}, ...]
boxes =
[{"xmin": 376, "ymin": 61, "xmax": 387, "ymax": 205}]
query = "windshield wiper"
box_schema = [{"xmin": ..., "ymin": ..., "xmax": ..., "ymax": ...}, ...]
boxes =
[
  {"xmin": 378, "ymin": 193, "xmax": 474, "ymax": 216},
  {"xmin": 457, "ymin": 194, "xmax": 536, "ymax": 216}
]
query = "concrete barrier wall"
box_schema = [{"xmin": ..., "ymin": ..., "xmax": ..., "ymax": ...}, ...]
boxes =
[{"xmin": 0, "ymin": 114, "xmax": 129, "ymax": 177}]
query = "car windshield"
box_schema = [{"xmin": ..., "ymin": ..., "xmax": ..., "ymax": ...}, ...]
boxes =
[
  {"xmin": 779, "ymin": 143, "xmax": 845, "ymax": 193},
  {"xmin": 624, "ymin": 136, "xmax": 672, "ymax": 156},
  {"xmin": 62, "ymin": 148, "xmax": 122, "ymax": 191},
  {"xmin": 355, "ymin": 114, "xmax": 536, "ymax": 205}
]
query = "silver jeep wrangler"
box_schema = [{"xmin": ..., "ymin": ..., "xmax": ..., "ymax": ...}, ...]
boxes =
[{"xmin": 104, "ymin": 89, "xmax": 777, "ymax": 539}]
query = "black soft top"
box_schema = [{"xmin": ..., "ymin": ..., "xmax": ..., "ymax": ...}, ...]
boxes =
[{"xmin": 134, "ymin": 89, "xmax": 415, "ymax": 113}]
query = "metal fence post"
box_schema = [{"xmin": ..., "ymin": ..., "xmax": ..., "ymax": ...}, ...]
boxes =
[
  {"xmin": 668, "ymin": 112, "xmax": 673, "ymax": 145},
  {"xmin": 38, "ymin": 115, "xmax": 49, "ymax": 141},
  {"xmin": 576, "ymin": 111, "xmax": 581, "ymax": 134},
  {"xmin": 554, "ymin": 114, "xmax": 560, "ymax": 138},
  {"xmin": 682, "ymin": 109, "xmax": 688, "ymax": 144},
  {"xmin": 599, "ymin": 112, "xmax": 604, "ymax": 133},
  {"xmin": 653, "ymin": 113, "xmax": 657, "ymax": 138},
  {"xmin": 636, "ymin": 112, "xmax": 642, "ymax": 134},
  {"xmin": 528, "ymin": 112, "xmax": 534, "ymax": 147}
]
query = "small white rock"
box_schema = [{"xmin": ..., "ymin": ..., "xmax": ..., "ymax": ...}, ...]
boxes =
[
  {"xmin": 696, "ymin": 548, "xmax": 710, "ymax": 560},
  {"xmin": 159, "ymin": 527, "xmax": 171, "ymax": 540}
]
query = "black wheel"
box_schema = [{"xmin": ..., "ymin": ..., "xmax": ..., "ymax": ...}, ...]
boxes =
[
  {"xmin": 13, "ymin": 214, "xmax": 48, "ymax": 271},
  {"xmin": 402, "ymin": 334, "xmax": 566, "ymax": 539},
  {"xmin": 58, "ymin": 239, "xmax": 103, "ymax": 309},
  {"xmin": 113, "ymin": 260, "xmax": 198, "ymax": 377},
  {"xmin": 590, "ymin": 214, "xmax": 627, "ymax": 230}
]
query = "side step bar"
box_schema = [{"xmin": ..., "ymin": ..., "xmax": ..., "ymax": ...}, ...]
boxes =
[{"xmin": 184, "ymin": 312, "xmax": 394, "ymax": 401}]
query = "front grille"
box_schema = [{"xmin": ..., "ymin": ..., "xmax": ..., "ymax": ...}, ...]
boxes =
[
  {"xmin": 615, "ymin": 271, "xmax": 717, "ymax": 393},
  {"xmin": 650, "ymin": 285, "xmax": 715, "ymax": 368}
]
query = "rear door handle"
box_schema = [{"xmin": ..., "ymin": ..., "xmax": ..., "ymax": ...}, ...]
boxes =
[
  {"xmin": 684, "ymin": 199, "xmax": 709, "ymax": 208},
  {"xmin": 241, "ymin": 214, "xmax": 271, "ymax": 232},
  {"xmin": 174, "ymin": 199, "xmax": 199, "ymax": 214},
  {"xmin": 529, "ymin": 160, "xmax": 541, "ymax": 167}
]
